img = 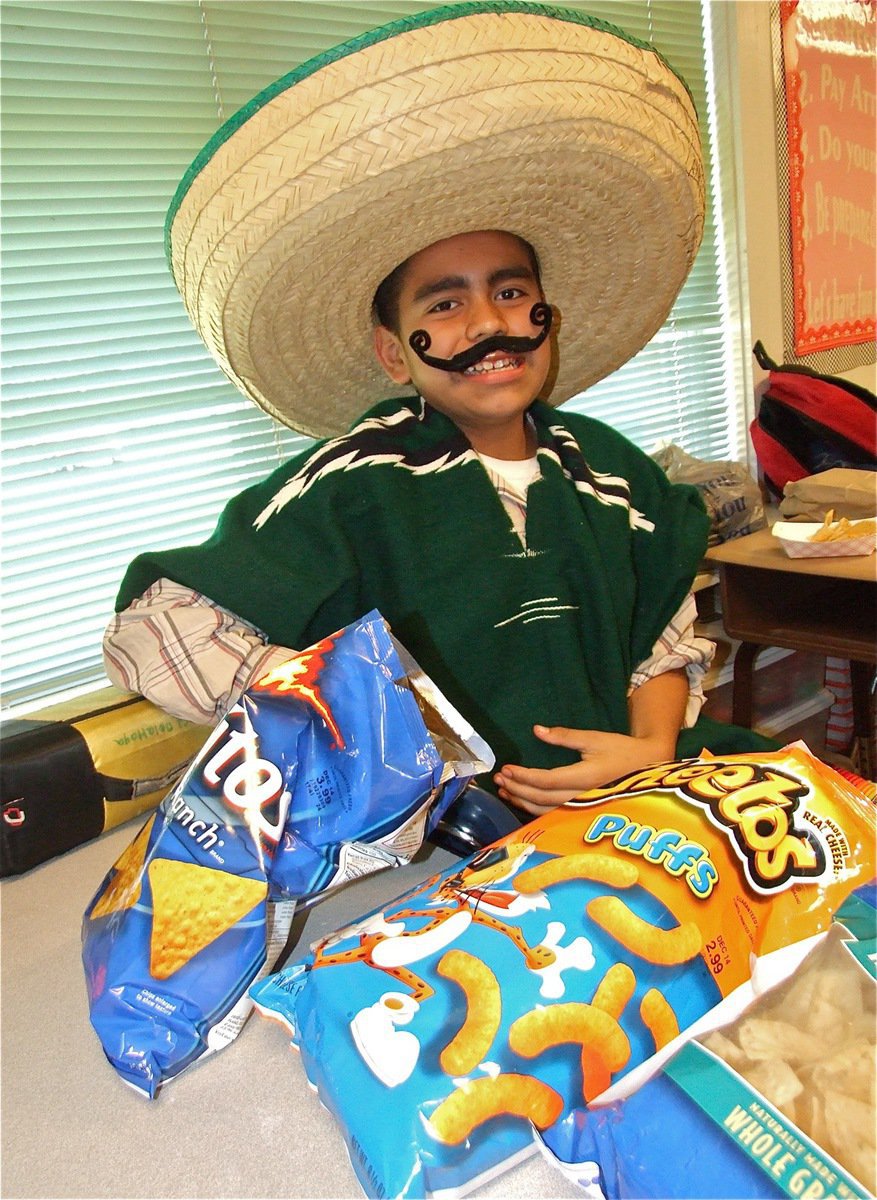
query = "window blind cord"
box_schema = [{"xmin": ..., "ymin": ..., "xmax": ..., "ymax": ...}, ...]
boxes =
[{"xmin": 198, "ymin": 0, "xmax": 225, "ymax": 124}]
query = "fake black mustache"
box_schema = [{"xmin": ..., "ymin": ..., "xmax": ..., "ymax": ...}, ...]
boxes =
[{"xmin": 408, "ymin": 302, "xmax": 552, "ymax": 373}]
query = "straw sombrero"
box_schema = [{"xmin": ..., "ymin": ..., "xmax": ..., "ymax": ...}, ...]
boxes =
[{"xmin": 167, "ymin": 1, "xmax": 705, "ymax": 439}]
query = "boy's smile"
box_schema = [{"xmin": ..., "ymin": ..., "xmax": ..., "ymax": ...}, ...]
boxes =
[{"xmin": 373, "ymin": 231, "xmax": 553, "ymax": 458}]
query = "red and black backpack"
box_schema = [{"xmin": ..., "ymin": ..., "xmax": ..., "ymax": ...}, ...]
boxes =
[{"xmin": 750, "ymin": 341, "xmax": 876, "ymax": 498}]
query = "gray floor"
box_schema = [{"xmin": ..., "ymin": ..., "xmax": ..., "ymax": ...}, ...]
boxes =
[{"xmin": 1, "ymin": 821, "xmax": 581, "ymax": 1199}]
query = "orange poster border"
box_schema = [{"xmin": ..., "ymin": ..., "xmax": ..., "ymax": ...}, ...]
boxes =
[{"xmin": 780, "ymin": 0, "xmax": 875, "ymax": 354}]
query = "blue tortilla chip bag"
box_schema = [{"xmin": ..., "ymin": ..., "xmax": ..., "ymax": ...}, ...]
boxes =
[{"xmin": 83, "ymin": 610, "xmax": 492, "ymax": 1097}]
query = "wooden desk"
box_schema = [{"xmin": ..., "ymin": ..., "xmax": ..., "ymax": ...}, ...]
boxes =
[{"xmin": 706, "ymin": 527, "xmax": 876, "ymax": 751}]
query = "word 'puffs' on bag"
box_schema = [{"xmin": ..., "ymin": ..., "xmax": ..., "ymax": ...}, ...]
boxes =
[
  {"xmin": 250, "ymin": 746, "xmax": 874, "ymax": 1199},
  {"xmin": 542, "ymin": 887, "xmax": 875, "ymax": 1200},
  {"xmin": 82, "ymin": 610, "xmax": 492, "ymax": 1098}
]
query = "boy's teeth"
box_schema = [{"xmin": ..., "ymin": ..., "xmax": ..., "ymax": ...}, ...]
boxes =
[{"xmin": 465, "ymin": 356, "xmax": 518, "ymax": 375}]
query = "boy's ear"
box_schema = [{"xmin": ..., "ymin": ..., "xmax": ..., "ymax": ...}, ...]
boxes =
[{"xmin": 373, "ymin": 324, "xmax": 412, "ymax": 385}]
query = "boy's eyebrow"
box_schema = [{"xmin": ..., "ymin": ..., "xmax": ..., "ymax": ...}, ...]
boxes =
[
  {"xmin": 411, "ymin": 265, "xmax": 536, "ymax": 305},
  {"xmin": 411, "ymin": 274, "xmax": 467, "ymax": 304},
  {"xmin": 488, "ymin": 266, "xmax": 537, "ymax": 288}
]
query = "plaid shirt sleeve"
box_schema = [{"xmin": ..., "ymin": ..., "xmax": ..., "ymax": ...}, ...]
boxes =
[
  {"xmin": 628, "ymin": 592, "xmax": 715, "ymax": 728},
  {"xmin": 103, "ymin": 577, "xmax": 295, "ymax": 725}
]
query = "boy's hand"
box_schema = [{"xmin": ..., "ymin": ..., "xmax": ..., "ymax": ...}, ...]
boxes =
[{"xmin": 494, "ymin": 724, "xmax": 676, "ymax": 815}]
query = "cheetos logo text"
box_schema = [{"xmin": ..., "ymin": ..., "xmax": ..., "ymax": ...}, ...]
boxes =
[{"xmin": 569, "ymin": 760, "xmax": 826, "ymax": 893}]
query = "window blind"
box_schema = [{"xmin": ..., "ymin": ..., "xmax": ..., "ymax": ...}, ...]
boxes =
[{"xmin": 1, "ymin": 0, "xmax": 739, "ymax": 711}]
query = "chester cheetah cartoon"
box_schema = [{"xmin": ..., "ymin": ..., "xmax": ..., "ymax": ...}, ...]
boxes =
[{"xmin": 310, "ymin": 842, "xmax": 594, "ymax": 1085}]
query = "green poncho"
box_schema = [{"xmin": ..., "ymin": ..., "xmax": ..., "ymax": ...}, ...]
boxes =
[{"xmin": 118, "ymin": 397, "xmax": 773, "ymax": 776}]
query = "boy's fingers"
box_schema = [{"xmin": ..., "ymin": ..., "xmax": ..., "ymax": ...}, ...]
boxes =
[
  {"xmin": 494, "ymin": 762, "xmax": 595, "ymax": 812},
  {"xmin": 497, "ymin": 783, "xmax": 582, "ymax": 814},
  {"xmin": 497, "ymin": 761, "xmax": 591, "ymax": 791},
  {"xmin": 532, "ymin": 724, "xmax": 596, "ymax": 752}
]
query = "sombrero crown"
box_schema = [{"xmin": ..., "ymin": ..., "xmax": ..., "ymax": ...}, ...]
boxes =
[{"xmin": 167, "ymin": 1, "xmax": 705, "ymax": 438}]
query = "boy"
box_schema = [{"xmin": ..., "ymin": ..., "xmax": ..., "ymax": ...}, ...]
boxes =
[{"xmin": 105, "ymin": 4, "xmax": 775, "ymax": 819}]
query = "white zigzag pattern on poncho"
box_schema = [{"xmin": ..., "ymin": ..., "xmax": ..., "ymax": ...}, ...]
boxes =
[
  {"xmin": 254, "ymin": 407, "xmax": 477, "ymax": 528},
  {"xmin": 542, "ymin": 425, "xmax": 655, "ymax": 532}
]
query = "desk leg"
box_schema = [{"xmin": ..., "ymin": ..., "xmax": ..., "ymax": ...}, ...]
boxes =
[
  {"xmin": 850, "ymin": 659, "xmax": 875, "ymax": 779},
  {"xmin": 732, "ymin": 642, "xmax": 760, "ymax": 729}
]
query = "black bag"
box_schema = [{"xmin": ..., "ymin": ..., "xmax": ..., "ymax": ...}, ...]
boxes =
[
  {"xmin": 0, "ymin": 689, "xmax": 206, "ymax": 877},
  {"xmin": 750, "ymin": 342, "xmax": 876, "ymax": 498}
]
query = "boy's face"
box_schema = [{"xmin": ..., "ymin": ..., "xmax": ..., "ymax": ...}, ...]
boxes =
[{"xmin": 373, "ymin": 230, "xmax": 552, "ymax": 455}]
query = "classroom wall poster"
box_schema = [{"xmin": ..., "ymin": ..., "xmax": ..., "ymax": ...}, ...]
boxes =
[{"xmin": 780, "ymin": 0, "xmax": 876, "ymax": 355}]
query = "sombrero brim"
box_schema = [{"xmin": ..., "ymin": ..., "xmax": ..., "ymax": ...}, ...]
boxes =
[{"xmin": 167, "ymin": 2, "xmax": 705, "ymax": 439}]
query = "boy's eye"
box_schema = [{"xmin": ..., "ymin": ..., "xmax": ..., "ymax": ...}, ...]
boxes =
[
  {"xmin": 427, "ymin": 298, "xmax": 458, "ymax": 314},
  {"xmin": 497, "ymin": 286, "xmax": 526, "ymax": 301}
]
